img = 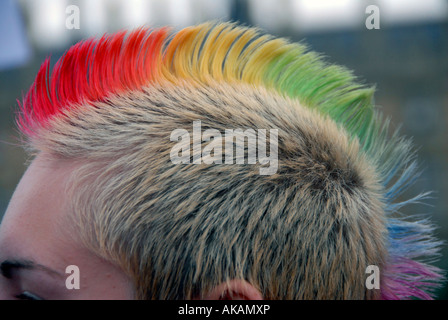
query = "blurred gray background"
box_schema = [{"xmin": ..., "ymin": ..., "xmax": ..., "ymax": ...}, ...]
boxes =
[{"xmin": 0, "ymin": 0, "xmax": 447, "ymax": 299}]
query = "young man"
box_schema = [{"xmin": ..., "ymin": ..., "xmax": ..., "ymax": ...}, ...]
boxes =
[{"xmin": 0, "ymin": 22, "xmax": 443, "ymax": 300}]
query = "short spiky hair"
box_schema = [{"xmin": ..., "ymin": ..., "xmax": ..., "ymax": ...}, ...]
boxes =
[{"xmin": 17, "ymin": 22, "xmax": 443, "ymax": 299}]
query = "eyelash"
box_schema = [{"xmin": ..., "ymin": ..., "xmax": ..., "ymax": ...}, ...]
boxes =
[{"xmin": 15, "ymin": 291, "xmax": 43, "ymax": 300}]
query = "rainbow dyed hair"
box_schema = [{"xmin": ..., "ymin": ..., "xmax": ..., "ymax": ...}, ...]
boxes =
[{"xmin": 17, "ymin": 22, "xmax": 444, "ymax": 299}]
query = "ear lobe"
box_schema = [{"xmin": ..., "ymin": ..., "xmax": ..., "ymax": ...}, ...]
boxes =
[{"xmin": 203, "ymin": 279, "xmax": 263, "ymax": 300}]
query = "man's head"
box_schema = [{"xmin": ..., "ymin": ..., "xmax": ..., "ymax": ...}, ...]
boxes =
[
  {"xmin": 0, "ymin": 153, "xmax": 133, "ymax": 299},
  {"xmin": 0, "ymin": 22, "xmax": 443, "ymax": 300}
]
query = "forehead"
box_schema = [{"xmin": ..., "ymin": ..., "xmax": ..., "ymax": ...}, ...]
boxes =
[
  {"xmin": 0, "ymin": 154, "xmax": 76, "ymax": 265},
  {"xmin": 0, "ymin": 153, "xmax": 135, "ymax": 298}
]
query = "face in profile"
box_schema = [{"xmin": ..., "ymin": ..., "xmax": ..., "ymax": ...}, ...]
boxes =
[
  {"xmin": 0, "ymin": 154, "xmax": 263, "ymax": 300},
  {"xmin": 0, "ymin": 154, "xmax": 134, "ymax": 300},
  {"xmin": 0, "ymin": 21, "xmax": 443, "ymax": 300}
]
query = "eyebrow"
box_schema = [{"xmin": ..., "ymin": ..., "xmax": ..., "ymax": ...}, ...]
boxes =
[{"xmin": 0, "ymin": 259, "xmax": 63, "ymax": 279}]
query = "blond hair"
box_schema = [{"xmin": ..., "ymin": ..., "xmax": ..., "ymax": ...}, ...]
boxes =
[{"xmin": 18, "ymin": 22, "xmax": 443, "ymax": 299}]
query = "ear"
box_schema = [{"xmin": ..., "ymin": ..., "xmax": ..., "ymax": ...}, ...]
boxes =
[{"xmin": 202, "ymin": 279, "xmax": 263, "ymax": 300}]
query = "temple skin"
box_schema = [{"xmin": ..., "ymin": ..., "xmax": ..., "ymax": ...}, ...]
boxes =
[{"xmin": 0, "ymin": 154, "xmax": 134, "ymax": 300}]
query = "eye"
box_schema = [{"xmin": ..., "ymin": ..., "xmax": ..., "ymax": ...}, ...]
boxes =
[{"xmin": 15, "ymin": 291, "xmax": 43, "ymax": 300}]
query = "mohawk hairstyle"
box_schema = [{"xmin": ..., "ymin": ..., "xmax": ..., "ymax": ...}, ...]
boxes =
[{"xmin": 17, "ymin": 22, "xmax": 444, "ymax": 299}]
